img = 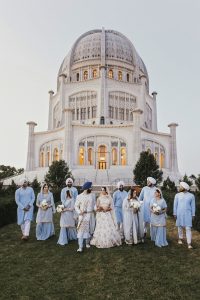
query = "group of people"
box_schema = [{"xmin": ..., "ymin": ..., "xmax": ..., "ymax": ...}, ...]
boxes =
[{"xmin": 15, "ymin": 176, "xmax": 196, "ymax": 251}]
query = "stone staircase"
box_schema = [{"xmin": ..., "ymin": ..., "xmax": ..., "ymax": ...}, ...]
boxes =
[{"xmin": 94, "ymin": 169, "xmax": 110, "ymax": 185}]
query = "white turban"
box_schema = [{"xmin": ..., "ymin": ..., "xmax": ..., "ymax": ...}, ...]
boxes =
[
  {"xmin": 66, "ymin": 178, "xmax": 73, "ymax": 185},
  {"xmin": 180, "ymin": 181, "xmax": 190, "ymax": 191},
  {"xmin": 147, "ymin": 177, "xmax": 156, "ymax": 185},
  {"xmin": 117, "ymin": 181, "xmax": 125, "ymax": 188},
  {"xmin": 19, "ymin": 178, "xmax": 27, "ymax": 184}
]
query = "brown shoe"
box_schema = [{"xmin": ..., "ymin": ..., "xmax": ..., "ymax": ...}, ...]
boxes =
[{"xmin": 21, "ymin": 236, "xmax": 28, "ymax": 241}]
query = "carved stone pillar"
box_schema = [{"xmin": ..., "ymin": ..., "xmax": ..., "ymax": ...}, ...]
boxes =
[
  {"xmin": 63, "ymin": 108, "xmax": 73, "ymax": 168},
  {"xmin": 132, "ymin": 109, "xmax": 143, "ymax": 165},
  {"xmin": 168, "ymin": 123, "xmax": 179, "ymax": 172},
  {"xmin": 26, "ymin": 121, "xmax": 37, "ymax": 171}
]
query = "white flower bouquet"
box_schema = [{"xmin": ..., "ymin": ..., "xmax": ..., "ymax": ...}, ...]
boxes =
[
  {"xmin": 41, "ymin": 199, "xmax": 48, "ymax": 210},
  {"xmin": 152, "ymin": 203, "xmax": 161, "ymax": 214},
  {"xmin": 56, "ymin": 204, "xmax": 64, "ymax": 213},
  {"xmin": 130, "ymin": 200, "xmax": 141, "ymax": 213}
]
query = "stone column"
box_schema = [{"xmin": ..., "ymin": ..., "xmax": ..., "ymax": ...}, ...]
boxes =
[
  {"xmin": 48, "ymin": 90, "xmax": 54, "ymax": 130},
  {"xmin": 63, "ymin": 108, "xmax": 73, "ymax": 168},
  {"xmin": 98, "ymin": 27, "xmax": 107, "ymax": 124},
  {"xmin": 132, "ymin": 109, "xmax": 143, "ymax": 165},
  {"xmin": 139, "ymin": 75, "xmax": 147, "ymax": 126},
  {"xmin": 59, "ymin": 74, "xmax": 66, "ymax": 125},
  {"xmin": 152, "ymin": 91, "xmax": 158, "ymax": 132},
  {"xmin": 26, "ymin": 121, "xmax": 37, "ymax": 171},
  {"xmin": 168, "ymin": 123, "xmax": 179, "ymax": 172}
]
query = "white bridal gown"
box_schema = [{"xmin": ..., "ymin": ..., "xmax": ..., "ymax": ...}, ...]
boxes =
[{"xmin": 90, "ymin": 195, "xmax": 121, "ymax": 248}]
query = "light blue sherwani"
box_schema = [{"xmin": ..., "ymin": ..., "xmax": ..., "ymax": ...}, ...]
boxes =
[
  {"xmin": 61, "ymin": 186, "xmax": 78, "ymax": 202},
  {"xmin": 173, "ymin": 192, "xmax": 195, "ymax": 227},
  {"xmin": 113, "ymin": 190, "xmax": 128, "ymax": 223},
  {"xmin": 138, "ymin": 186, "xmax": 157, "ymax": 223},
  {"xmin": 15, "ymin": 187, "xmax": 35, "ymax": 225}
]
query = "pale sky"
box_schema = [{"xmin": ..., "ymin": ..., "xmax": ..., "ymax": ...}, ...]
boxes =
[{"xmin": 0, "ymin": 0, "xmax": 199, "ymax": 176}]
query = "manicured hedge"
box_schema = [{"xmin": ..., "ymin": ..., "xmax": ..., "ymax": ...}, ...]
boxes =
[{"xmin": 0, "ymin": 196, "xmax": 17, "ymax": 227}]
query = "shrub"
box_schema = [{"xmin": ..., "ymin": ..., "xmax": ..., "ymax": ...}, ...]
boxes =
[{"xmin": 0, "ymin": 196, "xmax": 17, "ymax": 228}]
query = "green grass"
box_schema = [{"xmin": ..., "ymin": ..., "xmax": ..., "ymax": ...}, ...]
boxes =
[{"xmin": 0, "ymin": 216, "xmax": 200, "ymax": 300}]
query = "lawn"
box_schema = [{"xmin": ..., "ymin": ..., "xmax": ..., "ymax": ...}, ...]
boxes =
[{"xmin": 0, "ymin": 215, "xmax": 200, "ymax": 300}]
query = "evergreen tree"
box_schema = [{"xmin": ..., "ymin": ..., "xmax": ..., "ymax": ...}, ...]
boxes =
[
  {"xmin": 195, "ymin": 174, "xmax": 200, "ymax": 192},
  {"xmin": 31, "ymin": 177, "xmax": 41, "ymax": 191},
  {"xmin": 181, "ymin": 174, "xmax": 193, "ymax": 186},
  {"xmin": 0, "ymin": 165, "xmax": 24, "ymax": 180},
  {"xmin": 6, "ymin": 180, "xmax": 17, "ymax": 195},
  {"xmin": 45, "ymin": 160, "xmax": 73, "ymax": 190},
  {"xmin": 162, "ymin": 176, "xmax": 177, "ymax": 192},
  {"xmin": 133, "ymin": 151, "xmax": 163, "ymax": 187}
]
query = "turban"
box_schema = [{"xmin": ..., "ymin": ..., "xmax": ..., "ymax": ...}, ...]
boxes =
[
  {"xmin": 117, "ymin": 181, "xmax": 125, "ymax": 188},
  {"xmin": 19, "ymin": 178, "xmax": 27, "ymax": 185},
  {"xmin": 66, "ymin": 178, "xmax": 73, "ymax": 185},
  {"xmin": 180, "ymin": 181, "xmax": 190, "ymax": 191},
  {"xmin": 82, "ymin": 181, "xmax": 92, "ymax": 190},
  {"xmin": 147, "ymin": 177, "xmax": 156, "ymax": 185}
]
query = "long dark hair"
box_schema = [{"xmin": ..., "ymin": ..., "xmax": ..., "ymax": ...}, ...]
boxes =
[
  {"xmin": 102, "ymin": 186, "xmax": 108, "ymax": 194},
  {"xmin": 42, "ymin": 183, "xmax": 49, "ymax": 192},
  {"xmin": 129, "ymin": 187, "xmax": 137, "ymax": 199}
]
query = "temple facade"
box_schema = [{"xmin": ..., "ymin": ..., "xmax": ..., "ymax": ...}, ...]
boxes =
[{"xmin": 23, "ymin": 28, "xmax": 180, "ymax": 185}]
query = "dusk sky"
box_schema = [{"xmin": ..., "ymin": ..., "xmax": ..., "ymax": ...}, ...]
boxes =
[{"xmin": 0, "ymin": 0, "xmax": 199, "ymax": 176}]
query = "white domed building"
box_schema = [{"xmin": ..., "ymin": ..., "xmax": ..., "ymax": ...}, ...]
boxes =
[{"xmin": 24, "ymin": 28, "xmax": 179, "ymax": 185}]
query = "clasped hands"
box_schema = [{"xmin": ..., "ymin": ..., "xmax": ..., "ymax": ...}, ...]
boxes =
[
  {"xmin": 24, "ymin": 205, "xmax": 31, "ymax": 211},
  {"xmin": 97, "ymin": 206, "xmax": 111, "ymax": 212}
]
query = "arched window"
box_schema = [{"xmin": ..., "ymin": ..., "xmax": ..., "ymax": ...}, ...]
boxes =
[
  {"xmin": 108, "ymin": 69, "xmax": 113, "ymax": 79},
  {"xmin": 112, "ymin": 148, "xmax": 117, "ymax": 165},
  {"xmin": 53, "ymin": 148, "xmax": 59, "ymax": 161},
  {"xmin": 40, "ymin": 152, "xmax": 45, "ymax": 167},
  {"xmin": 147, "ymin": 148, "xmax": 151, "ymax": 154},
  {"xmin": 160, "ymin": 152, "xmax": 165, "ymax": 168},
  {"xmin": 98, "ymin": 145, "xmax": 107, "ymax": 169},
  {"xmin": 118, "ymin": 71, "xmax": 122, "ymax": 81},
  {"xmin": 79, "ymin": 147, "xmax": 84, "ymax": 165},
  {"xmin": 83, "ymin": 70, "xmax": 88, "ymax": 80},
  {"xmin": 46, "ymin": 152, "xmax": 50, "ymax": 166},
  {"xmin": 88, "ymin": 148, "xmax": 93, "ymax": 165},
  {"xmin": 127, "ymin": 73, "xmax": 130, "ymax": 82},
  {"xmin": 120, "ymin": 148, "xmax": 126, "ymax": 165},
  {"xmin": 76, "ymin": 73, "xmax": 79, "ymax": 81},
  {"xmin": 92, "ymin": 69, "xmax": 97, "ymax": 78},
  {"xmin": 100, "ymin": 116, "xmax": 105, "ymax": 124}
]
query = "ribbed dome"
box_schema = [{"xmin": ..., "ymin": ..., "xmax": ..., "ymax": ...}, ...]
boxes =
[{"xmin": 58, "ymin": 29, "xmax": 148, "ymax": 80}]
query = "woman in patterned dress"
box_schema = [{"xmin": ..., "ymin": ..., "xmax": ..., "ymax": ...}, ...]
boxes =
[{"xmin": 90, "ymin": 187, "xmax": 121, "ymax": 248}]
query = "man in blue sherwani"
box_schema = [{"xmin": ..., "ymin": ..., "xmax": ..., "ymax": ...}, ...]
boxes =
[
  {"xmin": 138, "ymin": 177, "xmax": 157, "ymax": 236},
  {"xmin": 113, "ymin": 181, "xmax": 128, "ymax": 232},
  {"xmin": 173, "ymin": 181, "xmax": 196, "ymax": 249},
  {"xmin": 61, "ymin": 178, "xmax": 78, "ymax": 202},
  {"xmin": 15, "ymin": 178, "xmax": 35, "ymax": 240}
]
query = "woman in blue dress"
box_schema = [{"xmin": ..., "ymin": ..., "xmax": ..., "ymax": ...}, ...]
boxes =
[
  {"xmin": 57, "ymin": 190, "xmax": 77, "ymax": 246},
  {"xmin": 150, "ymin": 188, "xmax": 168, "ymax": 247},
  {"xmin": 36, "ymin": 183, "xmax": 56, "ymax": 240}
]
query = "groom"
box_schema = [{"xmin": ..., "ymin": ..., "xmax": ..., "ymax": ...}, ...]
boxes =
[{"xmin": 75, "ymin": 181, "xmax": 95, "ymax": 252}]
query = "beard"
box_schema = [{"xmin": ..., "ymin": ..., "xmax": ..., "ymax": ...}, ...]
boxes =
[
  {"xmin": 67, "ymin": 184, "xmax": 72, "ymax": 188},
  {"xmin": 119, "ymin": 187, "xmax": 124, "ymax": 192}
]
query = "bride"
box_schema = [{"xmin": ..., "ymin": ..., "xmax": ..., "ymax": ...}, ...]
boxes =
[{"xmin": 90, "ymin": 187, "xmax": 121, "ymax": 248}]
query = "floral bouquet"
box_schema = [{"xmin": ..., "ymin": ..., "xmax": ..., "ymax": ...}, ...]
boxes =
[
  {"xmin": 41, "ymin": 200, "xmax": 48, "ymax": 210},
  {"xmin": 130, "ymin": 200, "xmax": 141, "ymax": 213},
  {"xmin": 56, "ymin": 204, "xmax": 64, "ymax": 213},
  {"xmin": 152, "ymin": 203, "xmax": 161, "ymax": 214}
]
